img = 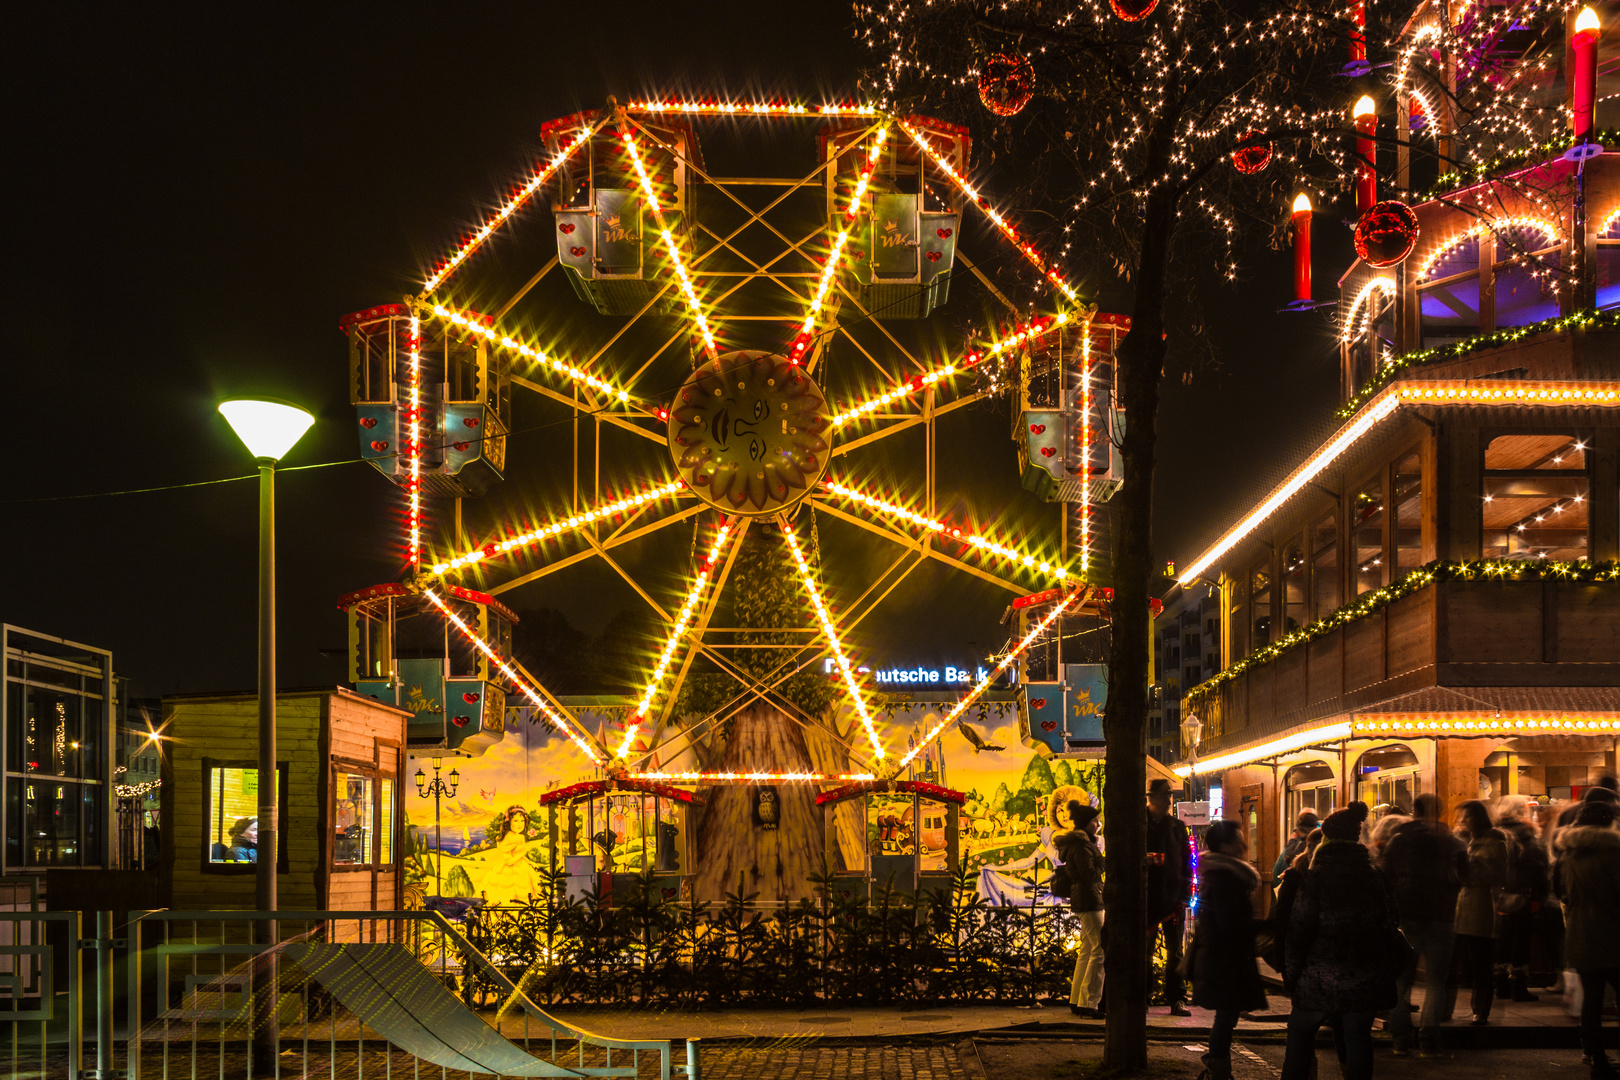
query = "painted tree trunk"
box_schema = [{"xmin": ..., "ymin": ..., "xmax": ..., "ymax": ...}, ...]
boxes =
[{"xmin": 692, "ymin": 703, "xmax": 826, "ymax": 902}]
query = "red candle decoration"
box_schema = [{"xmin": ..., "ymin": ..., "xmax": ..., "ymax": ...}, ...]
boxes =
[
  {"xmin": 1109, "ymin": 0, "xmax": 1160, "ymax": 19},
  {"xmin": 1292, "ymin": 194, "xmax": 1313, "ymax": 304},
  {"xmin": 1354, "ymin": 96, "xmax": 1378, "ymax": 215},
  {"xmin": 1573, "ymin": 6, "xmax": 1602, "ymax": 143},
  {"xmin": 1353, "ymin": 201, "xmax": 1421, "ymax": 268},
  {"xmin": 1350, "ymin": 0, "xmax": 1366, "ymax": 62},
  {"xmin": 1232, "ymin": 130, "xmax": 1273, "ymax": 174},
  {"xmin": 977, "ymin": 53, "xmax": 1037, "ymax": 117}
]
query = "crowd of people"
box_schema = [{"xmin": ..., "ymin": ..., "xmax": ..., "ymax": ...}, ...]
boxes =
[{"xmin": 1053, "ymin": 778, "xmax": 1620, "ymax": 1080}]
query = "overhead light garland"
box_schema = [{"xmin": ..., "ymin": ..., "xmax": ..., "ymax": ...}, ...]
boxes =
[
  {"xmin": 406, "ymin": 315, "xmax": 424, "ymax": 567},
  {"xmin": 423, "ymin": 120, "xmax": 601, "ymax": 295},
  {"xmin": 429, "ymin": 480, "xmax": 686, "ymax": 575},
  {"xmin": 822, "ymin": 481, "xmax": 1072, "ymax": 583},
  {"xmin": 620, "ymin": 518, "xmax": 738, "ymax": 757},
  {"xmin": 789, "ymin": 125, "xmax": 889, "ymax": 363},
  {"xmin": 781, "ymin": 521, "xmax": 886, "ymax": 763},
  {"xmin": 1340, "ymin": 277, "xmax": 1396, "ymax": 343},
  {"xmin": 890, "ymin": 586, "xmax": 1083, "ymax": 776},
  {"xmin": 624, "ymin": 100, "xmax": 881, "ymax": 117},
  {"xmin": 427, "ymin": 304, "xmax": 631, "ymax": 403},
  {"xmin": 1175, "ymin": 722, "xmax": 1354, "ymax": 778},
  {"xmin": 423, "ymin": 589, "xmax": 604, "ymax": 764},
  {"xmin": 621, "ymin": 126, "xmax": 720, "ymax": 358},
  {"xmin": 1414, "ymin": 217, "xmax": 1561, "ymax": 283},
  {"xmin": 632, "ymin": 771, "xmax": 879, "ymax": 782}
]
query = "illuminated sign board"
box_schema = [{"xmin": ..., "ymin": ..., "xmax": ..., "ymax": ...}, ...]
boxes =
[{"xmin": 823, "ymin": 659, "xmax": 991, "ymax": 685}]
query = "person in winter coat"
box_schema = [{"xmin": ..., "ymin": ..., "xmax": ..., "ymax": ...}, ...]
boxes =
[
  {"xmin": 1273, "ymin": 811, "xmax": 1321, "ymax": 886},
  {"xmin": 1147, "ymin": 779, "xmax": 1194, "ymax": 1015},
  {"xmin": 1380, "ymin": 794, "xmax": 1467, "ymax": 1056},
  {"xmin": 1555, "ymin": 799, "xmax": 1620, "ymax": 1080},
  {"xmin": 1493, "ymin": 795, "xmax": 1550, "ymax": 1002},
  {"xmin": 1188, "ymin": 819, "xmax": 1267, "ymax": 1080},
  {"xmin": 1454, "ymin": 799, "xmax": 1510, "ymax": 1025},
  {"xmin": 1281, "ymin": 802, "xmax": 1400, "ymax": 1080},
  {"xmin": 1263, "ymin": 827, "xmax": 1324, "ymax": 977},
  {"xmin": 1368, "ymin": 809, "xmax": 1410, "ymax": 868},
  {"xmin": 1056, "ymin": 801, "xmax": 1106, "ymax": 1017}
]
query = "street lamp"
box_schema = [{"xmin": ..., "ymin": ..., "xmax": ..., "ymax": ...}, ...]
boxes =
[
  {"xmin": 416, "ymin": 757, "xmax": 460, "ymax": 898},
  {"xmin": 219, "ymin": 397, "xmax": 312, "ymax": 1070},
  {"xmin": 1180, "ymin": 711, "xmax": 1204, "ymax": 803}
]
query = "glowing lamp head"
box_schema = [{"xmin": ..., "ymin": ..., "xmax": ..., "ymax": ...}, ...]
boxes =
[
  {"xmin": 1292, "ymin": 193, "xmax": 1313, "ymax": 215},
  {"xmin": 1578, "ymin": 5, "xmax": 1601, "ymax": 35},
  {"xmin": 1353, "ymin": 95, "xmax": 1376, "ymax": 120},
  {"xmin": 218, "ymin": 399, "xmax": 314, "ymax": 463}
]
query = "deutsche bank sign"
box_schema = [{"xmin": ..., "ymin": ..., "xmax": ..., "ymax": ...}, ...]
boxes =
[{"xmin": 826, "ymin": 658, "xmax": 989, "ymax": 685}]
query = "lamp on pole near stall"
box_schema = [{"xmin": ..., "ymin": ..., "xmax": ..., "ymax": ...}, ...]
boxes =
[
  {"xmin": 219, "ymin": 398, "xmax": 314, "ymax": 915},
  {"xmin": 1180, "ymin": 711, "xmax": 1204, "ymax": 799},
  {"xmin": 415, "ymin": 757, "xmax": 460, "ymax": 898}
]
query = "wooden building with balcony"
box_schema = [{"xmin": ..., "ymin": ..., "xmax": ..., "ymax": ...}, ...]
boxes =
[{"xmin": 1163, "ymin": 147, "xmax": 1620, "ymax": 896}]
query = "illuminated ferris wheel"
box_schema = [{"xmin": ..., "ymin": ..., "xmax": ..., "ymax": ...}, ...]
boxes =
[{"xmin": 338, "ymin": 96, "xmax": 1123, "ymax": 787}]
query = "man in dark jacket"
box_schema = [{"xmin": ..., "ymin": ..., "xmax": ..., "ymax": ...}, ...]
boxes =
[
  {"xmin": 1380, "ymin": 793, "xmax": 1466, "ymax": 1056},
  {"xmin": 1147, "ymin": 778, "xmax": 1193, "ymax": 1016},
  {"xmin": 1057, "ymin": 801, "xmax": 1105, "ymax": 1016},
  {"xmin": 1190, "ymin": 819, "xmax": 1268, "ymax": 1080},
  {"xmin": 1281, "ymin": 802, "xmax": 1400, "ymax": 1080}
]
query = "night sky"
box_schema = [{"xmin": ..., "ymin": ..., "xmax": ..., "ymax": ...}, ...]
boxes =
[{"xmin": 3, "ymin": 3, "xmax": 1353, "ymax": 698}]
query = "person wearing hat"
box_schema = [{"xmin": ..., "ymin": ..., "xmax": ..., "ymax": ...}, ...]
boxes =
[
  {"xmin": 1273, "ymin": 810, "xmax": 1321, "ymax": 887},
  {"xmin": 1056, "ymin": 799, "xmax": 1106, "ymax": 1017},
  {"xmin": 1188, "ymin": 819, "xmax": 1267, "ymax": 1080},
  {"xmin": 1281, "ymin": 802, "xmax": 1401, "ymax": 1080},
  {"xmin": 1147, "ymin": 777, "xmax": 1194, "ymax": 1016}
]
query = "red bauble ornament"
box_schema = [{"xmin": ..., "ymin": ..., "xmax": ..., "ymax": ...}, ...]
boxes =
[
  {"xmin": 1231, "ymin": 130, "xmax": 1273, "ymax": 174},
  {"xmin": 977, "ymin": 52, "xmax": 1036, "ymax": 117},
  {"xmin": 1353, "ymin": 200, "xmax": 1421, "ymax": 268},
  {"xmin": 1109, "ymin": 0, "xmax": 1160, "ymax": 20}
]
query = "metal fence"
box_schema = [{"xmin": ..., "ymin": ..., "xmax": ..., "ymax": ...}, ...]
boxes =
[{"xmin": 0, "ymin": 907, "xmax": 696, "ymax": 1080}]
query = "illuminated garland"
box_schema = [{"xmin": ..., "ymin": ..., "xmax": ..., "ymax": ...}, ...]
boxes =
[
  {"xmin": 1078, "ymin": 322, "xmax": 1092, "ymax": 579},
  {"xmin": 632, "ymin": 771, "xmax": 878, "ymax": 783},
  {"xmin": 828, "ymin": 312, "xmax": 1068, "ymax": 428},
  {"xmin": 790, "ymin": 126, "xmax": 889, "ymax": 363},
  {"xmin": 423, "ymin": 589, "xmax": 604, "ymax": 764},
  {"xmin": 822, "ymin": 480, "xmax": 1071, "ymax": 583},
  {"xmin": 1337, "ymin": 307, "xmax": 1620, "ymax": 417},
  {"xmin": 1428, "ymin": 128, "xmax": 1620, "ymax": 198},
  {"xmin": 1339, "ymin": 277, "xmax": 1396, "ymax": 344},
  {"xmin": 620, "ymin": 519, "xmax": 738, "ymax": 757},
  {"xmin": 1415, "ymin": 217, "xmax": 1561, "ymax": 283},
  {"xmin": 781, "ymin": 522, "xmax": 886, "ymax": 762},
  {"xmin": 890, "ymin": 587, "xmax": 1082, "ymax": 776},
  {"xmin": 429, "ymin": 480, "xmax": 686, "ymax": 575},
  {"xmin": 621, "ymin": 127, "xmax": 719, "ymax": 358},
  {"xmin": 406, "ymin": 315, "xmax": 424, "ymax": 567},
  {"xmin": 625, "ymin": 101, "xmax": 881, "ymax": 117},
  {"xmin": 897, "ymin": 119, "xmax": 1080, "ymax": 306},
  {"xmin": 1355, "ymin": 715, "xmax": 1620, "ymax": 736},
  {"xmin": 1183, "ymin": 558, "xmax": 1620, "ymax": 704},
  {"xmin": 423, "ymin": 120, "xmax": 601, "ymax": 294},
  {"xmin": 428, "ymin": 304, "xmax": 631, "ymax": 403}
]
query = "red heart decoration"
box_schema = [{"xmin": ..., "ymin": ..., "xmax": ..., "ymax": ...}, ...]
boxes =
[
  {"xmin": 559, "ymin": 222, "xmax": 576, "ymax": 234},
  {"xmin": 453, "ymin": 441, "xmax": 469, "ymax": 452},
  {"xmin": 463, "ymin": 691, "xmax": 479, "ymax": 703},
  {"xmin": 1030, "ymin": 698, "xmax": 1048, "ymax": 709},
  {"xmin": 1040, "ymin": 720, "xmax": 1058, "ymax": 732},
  {"xmin": 451, "ymin": 714, "xmax": 471, "ymax": 728},
  {"xmin": 463, "ymin": 416, "xmax": 480, "ymax": 427},
  {"xmin": 1029, "ymin": 423, "xmax": 1046, "ymax": 435},
  {"xmin": 937, "ymin": 227, "xmax": 953, "ymax": 238},
  {"xmin": 926, "ymin": 250, "xmax": 943, "ymax": 262},
  {"xmin": 570, "ymin": 246, "xmax": 587, "ymax": 257},
  {"xmin": 370, "ymin": 440, "xmax": 389, "ymax": 452},
  {"xmin": 360, "ymin": 417, "xmax": 378, "ymax": 429},
  {"xmin": 1040, "ymin": 446, "xmax": 1057, "ymax": 458},
  {"xmin": 851, "ymin": 250, "xmax": 865, "ymax": 259}
]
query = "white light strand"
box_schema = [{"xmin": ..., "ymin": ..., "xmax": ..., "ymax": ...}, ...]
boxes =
[
  {"xmin": 789, "ymin": 126, "xmax": 889, "ymax": 362},
  {"xmin": 429, "ymin": 304, "xmax": 630, "ymax": 402},
  {"xmin": 621, "ymin": 127, "xmax": 720, "ymax": 358},
  {"xmin": 406, "ymin": 316, "xmax": 423, "ymax": 567}
]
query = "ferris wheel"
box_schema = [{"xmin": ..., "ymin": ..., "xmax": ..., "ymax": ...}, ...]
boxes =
[{"xmin": 337, "ymin": 96, "xmax": 1123, "ymax": 787}]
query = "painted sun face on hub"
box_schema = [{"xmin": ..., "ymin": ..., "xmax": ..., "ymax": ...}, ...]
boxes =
[{"xmin": 668, "ymin": 351, "xmax": 831, "ymax": 515}]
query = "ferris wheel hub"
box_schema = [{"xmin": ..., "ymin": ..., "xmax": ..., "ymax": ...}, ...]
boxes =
[{"xmin": 667, "ymin": 350, "xmax": 832, "ymax": 516}]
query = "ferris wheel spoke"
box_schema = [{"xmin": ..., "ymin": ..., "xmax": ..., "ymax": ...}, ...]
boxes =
[
  {"xmin": 485, "ymin": 501, "xmax": 709, "ymax": 597},
  {"xmin": 619, "ymin": 517, "xmax": 742, "ymax": 759},
  {"xmin": 428, "ymin": 480, "xmax": 687, "ymax": 577},
  {"xmin": 620, "ymin": 121, "xmax": 721, "ymax": 359},
  {"xmin": 888, "ymin": 588, "xmax": 1088, "ymax": 779},
  {"xmin": 808, "ymin": 495, "xmax": 1042, "ymax": 596},
  {"xmin": 423, "ymin": 117, "xmax": 603, "ymax": 296},
  {"xmin": 421, "ymin": 588, "xmax": 609, "ymax": 765},
  {"xmin": 426, "ymin": 303, "xmax": 632, "ymax": 405}
]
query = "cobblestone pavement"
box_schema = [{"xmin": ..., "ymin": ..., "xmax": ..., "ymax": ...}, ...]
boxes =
[{"xmin": 697, "ymin": 1040, "xmax": 973, "ymax": 1079}]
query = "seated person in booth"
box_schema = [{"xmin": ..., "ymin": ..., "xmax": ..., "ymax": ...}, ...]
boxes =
[{"xmin": 211, "ymin": 817, "xmax": 258, "ymax": 862}]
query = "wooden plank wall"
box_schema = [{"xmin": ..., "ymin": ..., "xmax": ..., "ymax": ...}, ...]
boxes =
[
  {"xmin": 161, "ymin": 695, "xmax": 323, "ymax": 912},
  {"xmin": 326, "ymin": 693, "xmax": 406, "ymax": 913}
]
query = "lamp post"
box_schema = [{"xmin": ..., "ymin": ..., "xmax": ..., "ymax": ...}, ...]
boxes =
[
  {"xmin": 219, "ymin": 397, "xmax": 312, "ymax": 1070},
  {"xmin": 1180, "ymin": 711, "xmax": 1204, "ymax": 803},
  {"xmin": 415, "ymin": 757, "xmax": 460, "ymax": 897}
]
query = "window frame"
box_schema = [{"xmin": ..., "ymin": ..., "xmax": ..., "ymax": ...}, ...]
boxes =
[
  {"xmin": 200, "ymin": 758, "xmax": 290, "ymax": 875},
  {"xmin": 329, "ymin": 760, "xmax": 398, "ymax": 873},
  {"xmin": 1479, "ymin": 428, "xmax": 1593, "ymax": 561}
]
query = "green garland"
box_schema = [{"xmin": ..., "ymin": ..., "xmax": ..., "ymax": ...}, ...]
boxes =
[
  {"xmin": 1425, "ymin": 129, "xmax": 1620, "ymax": 200},
  {"xmin": 1336, "ymin": 307, "xmax": 1620, "ymax": 419},
  {"xmin": 1183, "ymin": 557, "xmax": 1620, "ymax": 703}
]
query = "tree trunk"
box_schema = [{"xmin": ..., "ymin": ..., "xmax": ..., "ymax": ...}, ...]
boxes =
[
  {"xmin": 1102, "ymin": 186, "xmax": 1176, "ymax": 1072},
  {"xmin": 692, "ymin": 703, "xmax": 825, "ymax": 902}
]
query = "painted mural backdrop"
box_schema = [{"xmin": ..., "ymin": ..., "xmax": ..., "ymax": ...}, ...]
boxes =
[{"xmin": 403, "ymin": 698, "xmax": 1097, "ymax": 908}]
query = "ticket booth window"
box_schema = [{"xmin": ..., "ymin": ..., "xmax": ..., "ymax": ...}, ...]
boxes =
[
  {"xmin": 333, "ymin": 769, "xmax": 395, "ymax": 866},
  {"xmin": 1284, "ymin": 761, "xmax": 1336, "ymax": 836}
]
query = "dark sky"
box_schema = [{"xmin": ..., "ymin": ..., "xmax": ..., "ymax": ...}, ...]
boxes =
[{"xmin": 3, "ymin": 3, "xmax": 1354, "ymax": 698}]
